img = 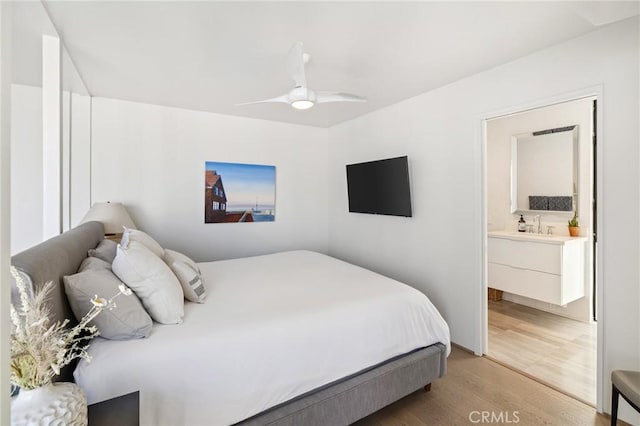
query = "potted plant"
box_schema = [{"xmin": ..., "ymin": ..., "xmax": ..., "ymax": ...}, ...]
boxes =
[
  {"xmin": 568, "ymin": 211, "xmax": 580, "ymax": 237},
  {"xmin": 10, "ymin": 266, "xmax": 132, "ymax": 426}
]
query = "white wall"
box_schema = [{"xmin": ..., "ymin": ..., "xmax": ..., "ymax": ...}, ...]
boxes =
[
  {"xmin": 10, "ymin": 84, "xmax": 91, "ymax": 254},
  {"xmin": 90, "ymin": 97, "xmax": 329, "ymax": 261},
  {"xmin": 487, "ymin": 98, "xmax": 594, "ymax": 323},
  {"xmin": 327, "ymin": 17, "xmax": 639, "ymax": 421},
  {"xmin": 10, "ymin": 84, "xmax": 42, "ymax": 254},
  {"xmin": 69, "ymin": 92, "xmax": 91, "ymax": 228},
  {"xmin": 0, "ymin": 3, "xmax": 12, "ymax": 423},
  {"xmin": 9, "ymin": 0, "xmax": 92, "ymax": 253}
]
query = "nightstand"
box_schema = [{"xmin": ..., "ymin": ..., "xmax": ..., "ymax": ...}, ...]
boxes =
[
  {"xmin": 88, "ymin": 391, "xmax": 139, "ymax": 426},
  {"xmin": 103, "ymin": 233, "xmax": 123, "ymax": 243}
]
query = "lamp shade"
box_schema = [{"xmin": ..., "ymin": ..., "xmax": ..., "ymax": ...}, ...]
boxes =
[{"xmin": 80, "ymin": 202, "xmax": 136, "ymax": 234}]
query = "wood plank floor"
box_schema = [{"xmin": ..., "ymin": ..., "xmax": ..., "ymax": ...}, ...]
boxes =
[
  {"xmin": 355, "ymin": 346, "xmax": 612, "ymax": 426},
  {"xmin": 487, "ymin": 300, "xmax": 597, "ymax": 406}
]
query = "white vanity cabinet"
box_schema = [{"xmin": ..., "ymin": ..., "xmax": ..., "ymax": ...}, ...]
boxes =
[{"xmin": 487, "ymin": 231, "xmax": 586, "ymax": 305}]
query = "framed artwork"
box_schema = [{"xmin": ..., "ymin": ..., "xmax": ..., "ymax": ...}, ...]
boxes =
[{"xmin": 204, "ymin": 161, "xmax": 276, "ymax": 223}]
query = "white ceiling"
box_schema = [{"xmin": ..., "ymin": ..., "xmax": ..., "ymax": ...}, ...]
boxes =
[{"xmin": 34, "ymin": 1, "xmax": 639, "ymax": 128}]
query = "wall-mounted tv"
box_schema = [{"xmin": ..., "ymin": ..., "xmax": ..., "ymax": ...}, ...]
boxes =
[{"xmin": 346, "ymin": 156, "xmax": 412, "ymax": 217}]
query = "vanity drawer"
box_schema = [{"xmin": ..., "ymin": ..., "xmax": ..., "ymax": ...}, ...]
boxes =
[
  {"xmin": 488, "ymin": 237, "xmax": 561, "ymax": 275},
  {"xmin": 488, "ymin": 262, "xmax": 561, "ymax": 305}
]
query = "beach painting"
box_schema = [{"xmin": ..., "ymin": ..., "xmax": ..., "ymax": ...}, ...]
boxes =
[{"xmin": 204, "ymin": 161, "xmax": 276, "ymax": 223}]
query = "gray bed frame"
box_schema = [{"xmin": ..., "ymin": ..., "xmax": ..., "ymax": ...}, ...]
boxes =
[{"xmin": 11, "ymin": 221, "xmax": 447, "ymax": 426}]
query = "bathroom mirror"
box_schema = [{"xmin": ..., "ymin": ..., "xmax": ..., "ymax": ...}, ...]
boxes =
[{"xmin": 510, "ymin": 125, "xmax": 578, "ymax": 213}]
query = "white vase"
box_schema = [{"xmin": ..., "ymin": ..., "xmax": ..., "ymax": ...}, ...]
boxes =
[{"xmin": 11, "ymin": 382, "xmax": 87, "ymax": 426}]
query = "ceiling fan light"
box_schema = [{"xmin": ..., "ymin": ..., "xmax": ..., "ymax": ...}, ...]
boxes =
[{"xmin": 291, "ymin": 100, "xmax": 314, "ymax": 110}]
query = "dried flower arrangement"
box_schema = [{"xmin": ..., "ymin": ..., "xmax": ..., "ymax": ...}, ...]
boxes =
[{"xmin": 10, "ymin": 266, "xmax": 132, "ymax": 390}]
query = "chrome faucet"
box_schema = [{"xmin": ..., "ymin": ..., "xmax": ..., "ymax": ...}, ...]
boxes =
[{"xmin": 535, "ymin": 215, "xmax": 542, "ymax": 234}]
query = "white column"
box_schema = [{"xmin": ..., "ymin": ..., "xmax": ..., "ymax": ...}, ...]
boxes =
[
  {"xmin": 42, "ymin": 35, "xmax": 62, "ymax": 239},
  {"xmin": 0, "ymin": 2, "xmax": 12, "ymax": 424}
]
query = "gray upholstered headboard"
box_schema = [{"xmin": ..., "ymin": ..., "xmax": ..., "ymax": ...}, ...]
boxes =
[{"xmin": 11, "ymin": 221, "xmax": 104, "ymax": 329}]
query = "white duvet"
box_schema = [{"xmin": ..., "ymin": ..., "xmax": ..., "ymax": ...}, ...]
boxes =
[{"xmin": 75, "ymin": 251, "xmax": 450, "ymax": 425}]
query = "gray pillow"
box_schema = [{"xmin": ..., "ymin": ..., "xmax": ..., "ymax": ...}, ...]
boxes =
[
  {"xmin": 78, "ymin": 257, "xmax": 112, "ymax": 272},
  {"xmin": 88, "ymin": 239, "xmax": 118, "ymax": 264},
  {"xmin": 64, "ymin": 269, "xmax": 153, "ymax": 340}
]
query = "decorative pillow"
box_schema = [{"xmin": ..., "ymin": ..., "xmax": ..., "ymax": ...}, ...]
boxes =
[
  {"xmin": 121, "ymin": 228, "xmax": 164, "ymax": 258},
  {"xmin": 78, "ymin": 257, "xmax": 112, "ymax": 272},
  {"xmin": 64, "ymin": 269, "xmax": 152, "ymax": 340},
  {"xmin": 87, "ymin": 239, "xmax": 118, "ymax": 263},
  {"xmin": 112, "ymin": 241, "xmax": 184, "ymax": 324},
  {"xmin": 163, "ymin": 249, "xmax": 206, "ymax": 303}
]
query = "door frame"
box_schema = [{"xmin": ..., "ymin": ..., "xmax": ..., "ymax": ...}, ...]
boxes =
[{"xmin": 475, "ymin": 85, "xmax": 604, "ymax": 411}]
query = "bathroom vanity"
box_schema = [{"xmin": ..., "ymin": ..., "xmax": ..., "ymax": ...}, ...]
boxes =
[{"xmin": 487, "ymin": 231, "xmax": 587, "ymax": 305}]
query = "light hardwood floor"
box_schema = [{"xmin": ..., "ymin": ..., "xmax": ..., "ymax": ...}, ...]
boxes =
[
  {"xmin": 487, "ymin": 300, "xmax": 597, "ymax": 406},
  {"xmin": 355, "ymin": 345, "xmax": 612, "ymax": 426}
]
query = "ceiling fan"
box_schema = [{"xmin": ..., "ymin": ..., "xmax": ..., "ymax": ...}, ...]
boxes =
[{"xmin": 237, "ymin": 42, "xmax": 366, "ymax": 110}]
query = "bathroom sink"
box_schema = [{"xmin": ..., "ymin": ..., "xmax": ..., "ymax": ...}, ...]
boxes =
[{"xmin": 488, "ymin": 230, "xmax": 587, "ymax": 244}]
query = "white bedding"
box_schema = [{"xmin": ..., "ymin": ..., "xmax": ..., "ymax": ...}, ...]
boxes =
[{"xmin": 74, "ymin": 250, "xmax": 450, "ymax": 425}]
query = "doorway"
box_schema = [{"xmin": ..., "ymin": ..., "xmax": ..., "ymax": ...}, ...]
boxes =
[{"xmin": 483, "ymin": 96, "xmax": 598, "ymax": 406}]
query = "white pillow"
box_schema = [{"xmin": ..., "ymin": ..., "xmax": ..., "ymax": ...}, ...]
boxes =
[
  {"xmin": 121, "ymin": 228, "xmax": 164, "ymax": 258},
  {"xmin": 112, "ymin": 241, "xmax": 184, "ymax": 324},
  {"xmin": 163, "ymin": 249, "xmax": 206, "ymax": 303}
]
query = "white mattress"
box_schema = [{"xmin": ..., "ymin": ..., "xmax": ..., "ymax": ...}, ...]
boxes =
[{"xmin": 75, "ymin": 250, "xmax": 450, "ymax": 425}]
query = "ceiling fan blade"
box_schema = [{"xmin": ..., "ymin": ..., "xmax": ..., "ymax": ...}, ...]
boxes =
[
  {"xmin": 287, "ymin": 41, "xmax": 307, "ymax": 88},
  {"xmin": 235, "ymin": 94, "xmax": 289, "ymax": 106},
  {"xmin": 315, "ymin": 92, "xmax": 366, "ymax": 104}
]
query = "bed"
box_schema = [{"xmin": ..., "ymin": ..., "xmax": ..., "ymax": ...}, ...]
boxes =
[{"xmin": 11, "ymin": 222, "xmax": 450, "ymax": 426}]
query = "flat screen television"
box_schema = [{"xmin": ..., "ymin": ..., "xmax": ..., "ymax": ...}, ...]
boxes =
[{"xmin": 346, "ymin": 156, "xmax": 412, "ymax": 217}]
